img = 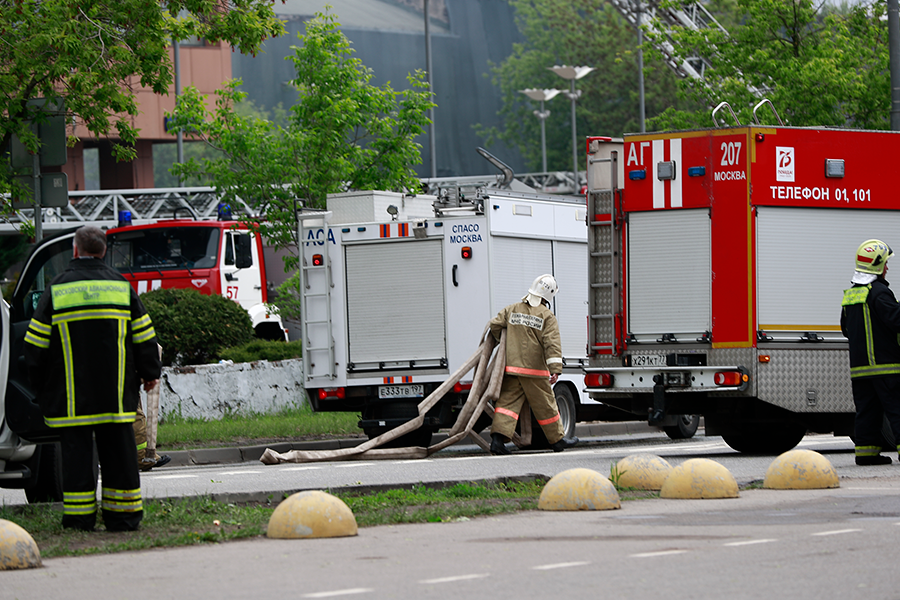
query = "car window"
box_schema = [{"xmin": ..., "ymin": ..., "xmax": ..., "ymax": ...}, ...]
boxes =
[{"xmin": 12, "ymin": 232, "xmax": 76, "ymax": 322}]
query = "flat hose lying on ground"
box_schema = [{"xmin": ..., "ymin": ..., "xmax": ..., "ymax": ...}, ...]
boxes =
[{"xmin": 259, "ymin": 327, "xmax": 527, "ymax": 464}]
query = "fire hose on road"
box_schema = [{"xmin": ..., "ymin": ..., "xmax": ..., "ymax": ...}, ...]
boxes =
[{"xmin": 259, "ymin": 329, "xmax": 534, "ymax": 464}]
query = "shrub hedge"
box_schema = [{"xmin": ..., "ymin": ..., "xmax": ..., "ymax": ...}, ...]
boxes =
[
  {"xmin": 219, "ymin": 340, "xmax": 303, "ymax": 364},
  {"xmin": 141, "ymin": 288, "xmax": 254, "ymax": 366}
]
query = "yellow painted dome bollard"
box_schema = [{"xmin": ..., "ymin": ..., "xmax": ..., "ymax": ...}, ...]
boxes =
[
  {"xmin": 0, "ymin": 519, "xmax": 41, "ymax": 570},
  {"xmin": 763, "ymin": 449, "xmax": 839, "ymax": 490},
  {"xmin": 614, "ymin": 454, "xmax": 673, "ymax": 490},
  {"xmin": 660, "ymin": 458, "xmax": 739, "ymax": 499},
  {"xmin": 267, "ymin": 491, "xmax": 358, "ymax": 539},
  {"xmin": 538, "ymin": 468, "xmax": 621, "ymax": 511}
]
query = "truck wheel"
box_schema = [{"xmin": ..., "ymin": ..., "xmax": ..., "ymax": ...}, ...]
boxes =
[
  {"xmin": 664, "ymin": 415, "xmax": 700, "ymax": 440},
  {"xmin": 722, "ymin": 423, "xmax": 806, "ymax": 455},
  {"xmin": 363, "ymin": 425, "xmax": 433, "ymax": 448},
  {"xmin": 24, "ymin": 442, "xmax": 63, "ymax": 504}
]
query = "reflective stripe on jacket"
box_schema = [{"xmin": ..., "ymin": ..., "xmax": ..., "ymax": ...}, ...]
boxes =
[
  {"xmin": 489, "ymin": 301, "xmax": 563, "ymax": 378},
  {"xmin": 24, "ymin": 258, "xmax": 161, "ymax": 427},
  {"xmin": 840, "ymin": 279, "xmax": 900, "ymax": 379}
]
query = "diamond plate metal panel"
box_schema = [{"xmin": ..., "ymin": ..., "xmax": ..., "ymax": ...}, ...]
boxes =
[{"xmin": 756, "ymin": 347, "xmax": 853, "ymax": 413}]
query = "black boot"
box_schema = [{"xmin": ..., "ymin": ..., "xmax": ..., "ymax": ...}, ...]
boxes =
[
  {"xmin": 490, "ymin": 433, "xmax": 511, "ymax": 455},
  {"xmin": 550, "ymin": 436, "xmax": 579, "ymax": 452},
  {"xmin": 855, "ymin": 454, "xmax": 892, "ymax": 465}
]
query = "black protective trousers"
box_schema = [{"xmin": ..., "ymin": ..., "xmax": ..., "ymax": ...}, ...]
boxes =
[
  {"xmin": 59, "ymin": 422, "xmax": 143, "ymax": 531},
  {"xmin": 851, "ymin": 374, "xmax": 900, "ymax": 455}
]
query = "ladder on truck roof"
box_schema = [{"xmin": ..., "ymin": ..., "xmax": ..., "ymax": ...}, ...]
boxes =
[
  {"xmin": 610, "ymin": 0, "xmax": 725, "ymax": 81},
  {"xmin": 298, "ymin": 211, "xmax": 336, "ymax": 383},
  {"xmin": 586, "ymin": 140, "xmax": 622, "ymax": 357}
]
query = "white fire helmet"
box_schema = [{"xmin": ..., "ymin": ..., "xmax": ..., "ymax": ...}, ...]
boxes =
[{"xmin": 524, "ymin": 274, "xmax": 558, "ymax": 307}]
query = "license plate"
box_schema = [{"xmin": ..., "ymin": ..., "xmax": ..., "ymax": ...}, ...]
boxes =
[
  {"xmin": 378, "ymin": 384, "xmax": 425, "ymax": 399},
  {"xmin": 629, "ymin": 354, "xmax": 667, "ymax": 367}
]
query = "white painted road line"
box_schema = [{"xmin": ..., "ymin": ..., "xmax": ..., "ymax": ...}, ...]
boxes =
[
  {"xmin": 283, "ymin": 466, "xmax": 323, "ymax": 471},
  {"xmin": 335, "ymin": 463, "xmax": 376, "ymax": 469},
  {"xmin": 531, "ymin": 561, "xmax": 591, "ymax": 570},
  {"xmin": 811, "ymin": 529, "xmax": 862, "ymax": 537},
  {"xmin": 419, "ymin": 574, "xmax": 490, "ymax": 584},
  {"xmin": 630, "ymin": 550, "xmax": 688, "ymax": 558},
  {"xmin": 302, "ymin": 588, "xmax": 373, "ymax": 598},
  {"xmin": 219, "ymin": 471, "xmax": 262, "ymax": 475},
  {"xmin": 724, "ymin": 539, "xmax": 777, "ymax": 547},
  {"xmin": 151, "ymin": 474, "xmax": 198, "ymax": 480}
]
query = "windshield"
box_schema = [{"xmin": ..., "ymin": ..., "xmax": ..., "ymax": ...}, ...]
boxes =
[{"xmin": 106, "ymin": 227, "xmax": 221, "ymax": 272}]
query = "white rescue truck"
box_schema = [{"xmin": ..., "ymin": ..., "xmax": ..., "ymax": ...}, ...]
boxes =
[
  {"xmin": 299, "ymin": 179, "xmax": 696, "ymax": 448},
  {"xmin": 583, "ymin": 124, "xmax": 900, "ymax": 454}
]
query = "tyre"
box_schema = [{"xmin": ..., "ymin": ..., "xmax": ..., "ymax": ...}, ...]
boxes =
[
  {"xmin": 664, "ymin": 414, "xmax": 700, "ymax": 440},
  {"xmin": 363, "ymin": 402, "xmax": 433, "ymax": 448},
  {"xmin": 722, "ymin": 422, "xmax": 807, "ymax": 455},
  {"xmin": 24, "ymin": 442, "xmax": 63, "ymax": 504}
]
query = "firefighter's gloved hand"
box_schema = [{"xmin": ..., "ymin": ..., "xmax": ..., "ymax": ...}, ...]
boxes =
[{"xmin": 549, "ymin": 374, "xmax": 559, "ymax": 385}]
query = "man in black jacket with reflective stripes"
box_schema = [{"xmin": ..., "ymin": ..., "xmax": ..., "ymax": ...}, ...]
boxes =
[
  {"xmin": 840, "ymin": 239, "xmax": 900, "ymax": 466},
  {"xmin": 24, "ymin": 226, "xmax": 161, "ymax": 530}
]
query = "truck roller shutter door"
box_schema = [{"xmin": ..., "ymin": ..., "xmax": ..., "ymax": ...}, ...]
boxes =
[
  {"xmin": 628, "ymin": 208, "xmax": 711, "ymax": 340},
  {"xmin": 757, "ymin": 207, "xmax": 900, "ymax": 337},
  {"xmin": 345, "ymin": 240, "xmax": 446, "ymax": 365},
  {"xmin": 553, "ymin": 240, "xmax": 588, "ymax": 360},
  {"xmin": 489, "ymin": 236, "xmax": 553, "ymax": 314}
]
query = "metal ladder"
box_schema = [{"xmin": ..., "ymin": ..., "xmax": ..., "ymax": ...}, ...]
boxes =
[
  {"xmin": 298, "ymin": 212, "xmax": 336, "ymax": 382},
  {"xmin": 586, "ymin": 142, "xmax": 622, "ymax": 357}
]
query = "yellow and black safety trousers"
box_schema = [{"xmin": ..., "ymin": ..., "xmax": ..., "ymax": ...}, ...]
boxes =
[
  {"xmin": 59, "ymin": 422, "xmax": 142, "ymax": 531},
  {"xmin": 841, "ymin": 282, "xmax": 900, "ymax": 456}
]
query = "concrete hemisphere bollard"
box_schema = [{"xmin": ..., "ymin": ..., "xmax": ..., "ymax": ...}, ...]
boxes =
[
  {"xmin": 267, "ymin": 490, "xmax": 358, "ymax": 539},
  {"xmin": 763, "ymin": 449, "xmax": 839, "ymax": 490},
  {"xmin": 659, "ymin": 458, "xmax": 739, "ymax": 499},
  {"xmin": 0, "ymin": 519, "xmax": 42, "ymax": 571},
  {"xmin": 538, "ymin": 468, "xmax": 621, "ymax": 511},
  {"xmin": 614, "ymin": 454, "xmax": 673, "ymax": 490}
]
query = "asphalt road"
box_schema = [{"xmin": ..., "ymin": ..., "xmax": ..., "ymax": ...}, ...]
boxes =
[{"xmin": 4, "ymin": 429, "xmax": 900, "ymax": 599}]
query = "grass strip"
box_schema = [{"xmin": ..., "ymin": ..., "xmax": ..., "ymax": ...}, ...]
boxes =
[{"xmin": 157, "ymin": 404, "xmax": 362, "ymax": 449}]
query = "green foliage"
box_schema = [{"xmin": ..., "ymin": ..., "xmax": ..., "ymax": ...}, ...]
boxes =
[
  {"xmin": 0, "ymin": 0, "xmax": 286, "ymax": 205},
  {"xmin": 219, "ymin": 339, "xmax": 303, "ymax": 363},
  {"xmin": 166, "ymin": 10, "xmax": 434, "ymax": 320},
  {"xmin": 480, "ymin": 1, "xmax": 691, "ymax": 172},
  {"xmin": 646, "ymin": 0, "xmax": 889, "ymax": 129},
  {"xmin": 141, "ymin": 288, "xmax": 254, "ymax": 366}
]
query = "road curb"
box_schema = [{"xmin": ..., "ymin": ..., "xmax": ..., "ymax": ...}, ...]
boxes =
[{"xmin": 160, "ymin": 421, "xmax": 666, "ymax": 468}]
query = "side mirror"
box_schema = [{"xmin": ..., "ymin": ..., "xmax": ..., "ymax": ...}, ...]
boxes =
[{"xmin": 235, "ymin": 234, "xmax": 253, "ymax": 269}]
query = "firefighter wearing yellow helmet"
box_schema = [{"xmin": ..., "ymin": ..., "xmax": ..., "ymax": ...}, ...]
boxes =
[
  {"xmin": 487, "ymin": 274, "xmax": 579, "ymax": 455},
  {"xmin": 841, "ymin": 239, "xmax": 900, "ymax": 465}
]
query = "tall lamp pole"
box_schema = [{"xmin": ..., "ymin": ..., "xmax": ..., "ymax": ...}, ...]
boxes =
[
  {"xmin": 520, "ymin": 89, "xmax": 560, "ymax": 173},
  {"xmin": 549, "ymin": 65, "xmax": 594, "ymax": 191}
]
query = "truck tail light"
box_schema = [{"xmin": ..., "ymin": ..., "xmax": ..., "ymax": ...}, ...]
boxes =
[
  {"xmin": 714, "ymin": 371, "xmax": 746, "ymax": 386},
  {"xmin": 453, "ymin": 381, "xmax": 473, "ymax": 394},
  {"xmin": 312, "ymin": 254, "xmax": 324, "ymax": 266},
  {"xmin": 318, "ymin": 387, "xmax": 345, "ymax": 400},
  {"xmin": 584, "ymin": 372, "xmax": 614, "ymax": 387}
]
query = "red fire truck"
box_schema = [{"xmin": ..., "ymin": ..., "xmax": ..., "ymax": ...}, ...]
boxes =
[
  {"xmin": 105, "ymin": 218, "xmax": 287, "ymax": 340},
  {"xmin": 583, "ymin": 125, "xmax": 898, "ymax": 454}
]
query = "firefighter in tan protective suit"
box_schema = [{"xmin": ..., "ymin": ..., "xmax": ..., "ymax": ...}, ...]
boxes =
[{"xmin": 489, "ymin": 274, "xmax": 579, "ymax": 455}]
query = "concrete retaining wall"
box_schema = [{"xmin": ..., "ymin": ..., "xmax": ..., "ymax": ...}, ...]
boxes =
[{"xmin": 158, "ymin": 358, "xmax": 307, "ymax": 422}]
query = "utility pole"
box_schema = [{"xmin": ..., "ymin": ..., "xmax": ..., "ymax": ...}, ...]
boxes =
[{"xmin": 890, "ymin": 0, "xmax": 900, "ymax": 130}]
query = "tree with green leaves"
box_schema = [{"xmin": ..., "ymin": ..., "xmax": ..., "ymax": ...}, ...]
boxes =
[
  {"xmin": 481, "ymin": 0, "xmax": 691, "ymax": 173},
  {"xmin": 646, "ymin": 0, "xmax": 889, "ymax": 129},
  {"xmin": 1, "ymin": 0, "xmax": 286, "ymax": 202},
  {"xmin": 165, "ymin": 10, "xmax": 435, "ymax": 320}
]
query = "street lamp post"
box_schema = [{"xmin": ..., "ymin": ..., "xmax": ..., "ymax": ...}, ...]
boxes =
[
  {"xmin": 519, "ymin": 88, "xmax": 560, "ymax": 173},
  {"xmin": 549, "ymin": 65, "xmax": 595, "ymax": 191}
]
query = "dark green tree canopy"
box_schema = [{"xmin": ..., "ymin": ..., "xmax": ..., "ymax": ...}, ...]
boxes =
[{"xmin": 645, "ymin": 0, "xmax": 889, "ymax": 130}]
